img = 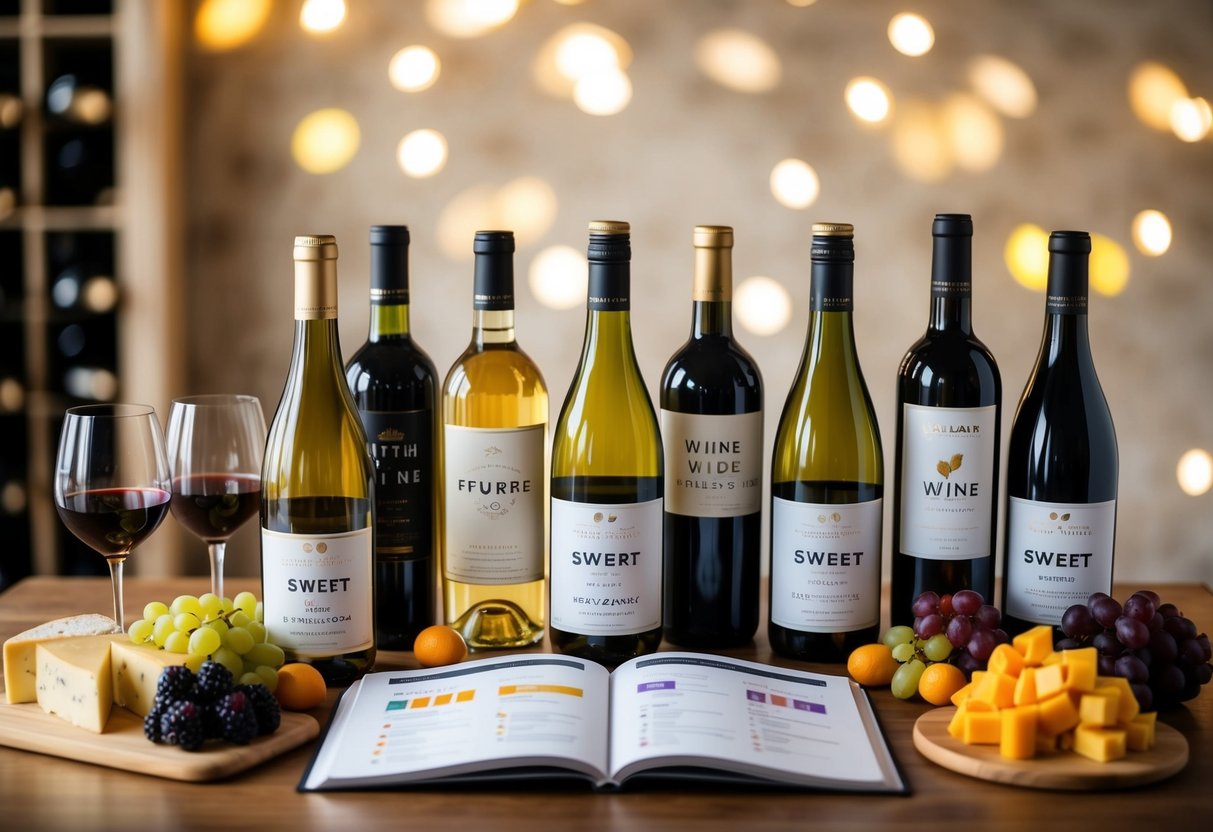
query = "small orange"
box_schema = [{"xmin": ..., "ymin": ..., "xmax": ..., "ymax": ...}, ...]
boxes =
[
  {"xmin": 846, "ymin": 643, "xmax": 899, "ymax": 687},
  {"xmin": 275, "ymin": 662, "xmax": 327, "ymax": 710},
  {"xmin": 918, "ymin": 662, "xmax": 968, "ymax": 706},
  {"xmin": 413, "ymin": 624, "xmax": 468, "ymax": 667}
]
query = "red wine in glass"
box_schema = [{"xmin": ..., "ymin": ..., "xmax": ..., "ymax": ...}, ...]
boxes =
[
  {"xmin": 57, "ymin": 487, "xmax": 172, "ymax": 558},
  {"xmin": 170, "ymin": 474, "xmax": 261, "ymax": 542}
]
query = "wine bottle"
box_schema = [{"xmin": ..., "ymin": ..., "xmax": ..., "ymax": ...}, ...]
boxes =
[
  {"xmin": 345, "ymin": 225, "xmax": 438, "ymax": 650},
  {"xmin": 659, "ymin": 225, "xmax": 762, "ymax": 647},
  {"xmin": 442, "ymin": 230, "xmax": 548, "ymax": 649},
  {"xmin": 891, "ymin": 214, "xmax": 1001, "ymax": 623},
  {"xmin": 262, "ymin": 234, "xmax": 376, "ymax": 685},
  {"xmin": 769, "ymin": 223, "xmax": 883, "ymax": 662},
  {"xmin": 1002, "ymin": 230, "xmax": 1118, "ymax": 633},
  {"xmin": 550, "ymin": 220, "xmax": 663, "ymax": 665}
]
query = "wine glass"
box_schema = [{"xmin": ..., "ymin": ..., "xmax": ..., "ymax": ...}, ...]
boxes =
[
  {"xmin": 54, "ymin": 403, "xmax": 172, "ymax": 632},
  {"xmin": 166, "ymin": 394, "xmax": 265, "ymax": 601}
]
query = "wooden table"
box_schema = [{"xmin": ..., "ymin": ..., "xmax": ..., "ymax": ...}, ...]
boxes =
[{"xmin": 1, "ymin": 577, "xmax": 1210, "ymax": 830}]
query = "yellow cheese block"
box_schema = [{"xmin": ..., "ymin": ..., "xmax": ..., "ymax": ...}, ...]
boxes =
[
  {"xmin": 988, "ymin": 643, "xmax": 1025, "ymax": 678},
  {"xmin": 963, "ymin": 710, "xmax": 1002, "ymax": 745},
  {"xmin": 1061, "ymin": 647, "xmax": 1098, "ymax": 693},
  {"xmin": 999, "ymin": 705, "xmax": 1037, "ymax": 760},
  {"xmin": 34, "ymin": 634, "xmax": 124, "ymax": 733},
  {"xmin": 1013, "ymin": 666, "xmax": 1039, "ymax": 706},
  {"xmin": 1036, "ymin": 691, "xmax": 1081, "ymax": 736},
  {"xmin": 1125, "ymin": 719, "xmax": 1153, "ymax": 751},
  {"xmin": 1034, "ymin": 662, "xmax": 1067, "ymax": 700},
  {"xmin": 1129, "ymin": 711, "xmax": 1157, "ymax": 750},
  {"xmin": 1012, "ymin": 625, "xmax": 1054, "ymax": 666},
  {"xmin": 971, "ymin": 670, "xmax": 1017, "ymax": 708},
  {"xmin": 110, "ymin": 640, "xmax": 200, "ymax": 717},
  {"xmin": 1079, "ymin": 686, "xmax": 1121, "ymax": 728},
  {"xmin": 1096, "ymin": 674, "xmax": 1141, "ymax": 723},
  {"xmin": 3, "ymin": 614, "xmax": 117, "ymax": 704},
  {"xmin": 1073, "ymin": 724, "xmax": 1127, "ymax": 762}
]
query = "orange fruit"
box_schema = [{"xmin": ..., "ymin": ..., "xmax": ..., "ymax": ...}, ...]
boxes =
[
  {"xmin": 413, "ymin": 624, "xmax": 468, "ymax": 667},
  {"xmin": 846, "ymin": 643, "xmax": 899, "ymax": 687},
  {"xmin": 918, "ymin": 662, "xmax": 968, "ymax": 706},
  {"xmin": 275, "ymin": 662, "xmax": 327, "ymax": 710}
]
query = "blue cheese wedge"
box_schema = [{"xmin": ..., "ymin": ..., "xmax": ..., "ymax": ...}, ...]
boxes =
[
  {"xmin": 34, "ymin": 634, "xmax": 125, "ymax": 733},
  {"xmin": 110, "ymin": 640, "xmax": 200, "ymax": 717},
  {"xmin": 3, "ymin": 614, "xmax": 117, "ymax": 704}
]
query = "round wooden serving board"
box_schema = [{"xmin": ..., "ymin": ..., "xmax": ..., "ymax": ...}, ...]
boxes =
[{"xmin": 913, "ymin": 707, "xmax": 1188, "ymax": 791}]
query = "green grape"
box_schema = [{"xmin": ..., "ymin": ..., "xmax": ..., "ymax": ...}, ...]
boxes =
[
  {"xmin": 233, "ymin": 591, "xmax": 258, "ymax": 618},
  {"xmin": 152, "ymin": 614, "xmax": 176, "ymax": 647},
  {"xmin": 254, "ymin": 665, "xmax": 278, "ymax": 692},
  {"xmin": 188, "ymin": 626, "xmax": 222, "ymax": 657},
  {"xmin": 169, "ymin": 595, "xmax": 202, "ymax": 616},
  {"xmin": 143, "ymin": 601, "xmax": 169, "ymax": 622},
  {"xmin": 891, "ymin": 659, "xmax": 927, "ymax": 700},
  {"xmin": 246, "ymin": 621, "xmax": 267, "ymax": 644},
  {"xmin": 164, "ymin": 631, "xmax": 190, "ymax": 654},
  {"xmin": 128, "ymin": 618, "xmax": 154, "ymax": 644},
  {"xmin": 221, "ymin": 597, "xmax": 235, "ymax": 615},
  {"xmin": 173, "ymin": 612, "xmax": 201, "ymax": 633},
  {"xmin": 891, "ymin": 642, "xmax": 916, "ymax": 663},
  {"xmin": 212, "ymin": 646, "xmax": 244, "ymax": 678},
  {"xmin": 238, "ymin": 671, "xmax": 263, "ymax": 687},
  {"xmin": 881, "ymin": 625, "xmax": 915, "ymax": 649},
  {"xmin": 254, "ymin": 601, "xmax": 263, "ymax": 623},
  {"xmin": 246, "ymin": 642, "xmax": 285, "ymax": 669},
  {"xmin": 229, "ymin": 610, "xmax": 252, "ymax": 629},
  {"xmin": 923, "ymin": 633, "xmax": 954, "ymax": 663},
  {"xmin": 204, "ymin": 618, "xmax": 229, "ymax": 638},
  {"xmin": 198, "ymin": 593, "xmax": 224, "ymax": 621},
  {"xmin": 226, "ymin": 626, "xmax": 255, "ymax": 655}
]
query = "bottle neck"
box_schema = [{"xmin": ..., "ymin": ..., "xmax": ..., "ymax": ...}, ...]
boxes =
[
  {"xmin": 690, "ymin": 244, "xmax": 733, "ymax": 338},
  {"xmin": 692, "ymin": 300, "xmax": 733, "ymax": 338},
  {"xmin": 582, "ymin": 258, "xmax": 636, "ymax": 361},
  {"xmin": 928, "ymin": 233, "xmax": 972, "ymax": 334},
  {"xmin": 471, "ymin": 248, "xmax": 516, "ymax": 347},
  {"xmin": 1040, "ymin": 249, "xmax": 1092, "ymax": 365},
  {"xmin": 368, "ymin": 238, "xmax": 411, "ymax": 341},
  {"xmin": 807, "ymin": 258, "xmax": 858, "ymax": 356},
  {"xmin": 368, "ymin": 302, "xmax": 412, "ymax": 341}
]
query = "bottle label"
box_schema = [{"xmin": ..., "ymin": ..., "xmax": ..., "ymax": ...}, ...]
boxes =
[
  {"xmin": 770, "ymin": 496, "xmax": 882, "ymax": 632},
  {"xmin": 550, "ymin": 497, "xmax": 662, "ymax": 636},
  {"xmin": 443, "ymin": 424, "xmax": 546, "ymax": 585},
  {"xmin": 660, "ymin": 410, "xmax": 762, "ymax": 517},
  {"xmin": 1005, "ymin": 497, "xmax": 1116, "ymax": 626},
  {"xmin": 899, "ymin": 403, "xmax": 997, "ymax": 560},
  {"xmin": 359, "ymin": 409, "xmax": 433, "ymax": 561},
  {"xmin": 261, "ymin": 527, "xmax": 374, "ymax": 657}
]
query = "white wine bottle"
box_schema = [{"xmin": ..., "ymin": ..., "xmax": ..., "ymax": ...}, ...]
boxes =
[
  {"xmin": 261, "ymin": 234, "xmax": 376, "ymax": 685},
  {"xmin": 550, "ymin": 221, "xmax": 663, "ymax": 665},
  {"xmin": 769, "ymin": 223, "xmax": 883, "ymax": 662},
  {"xmin": 442, "ymin": 230, "xmax": 548, "ymax": 649}
]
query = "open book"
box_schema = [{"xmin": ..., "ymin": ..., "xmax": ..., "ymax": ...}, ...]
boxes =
[{"xmin": 299, "ymin": 651, "xmax": 907, "ymax": 793}]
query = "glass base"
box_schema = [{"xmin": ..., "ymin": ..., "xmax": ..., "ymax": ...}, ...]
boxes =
[{"xmin": 452, "ymin": 600, "xmax": 544, "ymax": 650}]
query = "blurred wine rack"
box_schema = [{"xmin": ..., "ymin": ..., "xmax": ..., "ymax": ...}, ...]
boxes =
[{"xmin": 0, "ymin": 1, "xmax": 183, "ymax": 590}]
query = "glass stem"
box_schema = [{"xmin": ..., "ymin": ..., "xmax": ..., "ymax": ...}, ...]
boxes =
[
  {"xmin": 209, "ymin": 541, "xmax": 227, "ymax": 600},
  {"xmin": 108, "ymin": 557, "xmax": 125, "ymax": 633}
]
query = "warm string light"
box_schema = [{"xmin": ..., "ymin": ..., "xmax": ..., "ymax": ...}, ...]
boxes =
[
  {"xmin": 1005, "ymin": 224, "xmax": 1050, "ymax": 292},
  {"xmin": 887, "ymin": 13, "xmax": 934, "ymax": 57},
  {"xmin": 694, "ymin": 29, "xmax": 782, "ymax": 93},
  {"xmin": 734, "ymin": 276, "xmax": 792, "ymax": 336},
  {"xmin": 291, "ymin": 109, "xmax": 360, "ymax": 174},
  {"xmin": 574, "ymin": 68, "xmax": 632, "ymax": 115},
  {"xmin": 1128, "ymin": 62, "xmax": 1188, "ymax": 131},
  {"xmin": 1170, "ymin": 97, "xmax": 1212, "ymax": 142},
  {"xmin": 1089, "ymin": 233, "xmax": 1130, "ymax": 297},
  {"xmin": 533, "ymin": 23, "xmax": 633, "ymax": 115},
  {"xmin": 968, "ymin": 55, "xmax": 1037, "ymax": 118},
  {"xmin": 389, "ymin": 46, "xmax": 441, "ymax": 93},
  {"xmin": 194, "ymin": 0, "xmax": 271, "ymax": 51},
  {"xmin": 426, "ymin": 0, "xmax": 519, "ymax": 38},
  {"xmin": 1177, "ymin": 450, "xmax": 1213, "ymax": 497},
  {"xmin": 769, "ymin": 159, "xmax": 820, "ymax": 209},
  {"xmin": 300, "ymin": 0, "xmax": 347, "ymax": 34},
  {"xmin": 396, "ymin": 129, "xmax": 448, "ymax": 178},
  {"xmin": 437, "ymin": 178, "xmax": 559, "ymax": 260},
  {"xmin": 1132, "ymin": 210, "xmax": 1172, "ymax": 256},
  {"xmin": 845, "ymin": 77, "xmax": 893, "ymax": 124},
  {"xmin": 529, "ymin": 246, "xmax": 588, "ymax": 310}
]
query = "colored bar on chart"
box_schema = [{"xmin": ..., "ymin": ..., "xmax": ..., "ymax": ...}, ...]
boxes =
[
  {"xmin": 498, "ymin": 684, "xmax": 584, "ymax": 698},
  {"xmin": 636, "ymin": 681, "xmax": 675, "ymax": 693}
]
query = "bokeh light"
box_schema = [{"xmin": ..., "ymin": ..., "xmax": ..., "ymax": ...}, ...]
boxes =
[
  {"xmin": 1128, "ymin": 62, "xmax": 1188, "ymax": 131},
  {"xmin": 573, "ymin": 68, "xmax": 632, "ymax": 116},
  {"xmin": 1177, "ymin": 449, "xmax": 1213, "ymax": 497},
  {"xmin": 1, "ymin": 479, "xmax": 25, "ymax": 514},
  {"xmin": 845, "ymin": 77, "xmax": 893, "ymax": 124},
  {"xmin": 786, "ymin": 0, "xmax": 818, "ymax": 6},
  {"xmin": 968, "ymin": 55, "xmax": 1037, "ymax": 118},
  {"xmin": 769, "ymin": 159, "xmax": 820, "ymax": 210},
  {"xmin": 1170, "ymin": 97, "xmax": 1212, "ymax": 142},
  {"xmin": 291, "ymin": 108, "xmax": 360, "ymax": 174},
  {"xmin": 194, "ymin": 0, "xmax": 271, "ymax": 51},
  {"xmin": 300, "ymin": 0, "xmax": 346, "ymax": 34},
  {"xmin": 735, "ymin": 276, "xmax": 792, "ymax": 336},
  {"xmin": 1090, "ymin": 233, "xmax": 1130, "ymax": 297},
  {"xmin": 389, "ymin": 46, "xmax": 441, "ymax": 93},
  {"xmin": 943, "ymin": 93, "xmax": 1003, "ymax": 172},
  {"xmin": 1005, "ymin": 223, "xmax": 1050, "ymax": 292},
  {"xmin": 887, "ymin": 13, "xmax": 934, "ymax": 57},
  {"xmin": 426, "ymin": 0, "xmax": 518, "ymax": 38},
  {"xmin": 533, "ymin": 24, "xmax": 632, "ymax": 99},
  {"xmin": 891, "ymin": 100, "xmax": 951, "ymax": 182},
  {"xmin": 495, "ymin": 177, "xmax": 558, "ymax": 246},
  {"xmin": 529, "ymin": 245, "xmax": 588, "ymax": 310},
  {"xmin": 396, "ymin": 129, "xmax": 448, "ymax": 178},
  {"xmin": 694, "ymin": 29, "xmax": 782, "ymax": 94},
  {"xmin": 1131, "ymin": 210, "xmax": 1172, "ymax": 256},
  {"xmin": 437, "ymin": 186, "xmax": 497, "ymax": 260},
  {"xmin": 0, "ymin": 377, "xmax": 23, "ymax": 412}
]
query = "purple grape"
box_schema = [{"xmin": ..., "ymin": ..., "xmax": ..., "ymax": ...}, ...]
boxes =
[
  {"xmin": 1197, "ymin": 634, "xmax": 1212, "ymax": 662},
  {"xmin": 1155, "ymin": 664, "xmax": 1186, "ymax": 695},
  {"xmin": 917, "ymin": 613, "xmax": 944, "ymax": 638},
  {"xmin": 1193, "ymin": 662, "xmax": 1213, "ymax": 686},
  {"xmin": 954, "ymin": 651, "xmax": 982, "ymax": 678},
  {"xmin": 1055, "ymin": 637, "xmax": 1083, "ymax": 650},
  {"xmin": 1116, "ymin": 615, "xmax": 1150, "ymax": 650},
  {"xmin": 1164, "ymin": 616, "xmax": 1198, "ymax": 641},
  {"xmin": 1134, "ymin": 647, "xmax": 1153, "ymax": 669},
  {"xmin": 967, "ymin": 629, "xmax": 997, "ymax": 662},
  {"xmin": 1123, "ymin": 594, "xmax": 1156, "ymax": 624},
  {"xmin": 1179, "ymin": 638, "xmax": 1207, "ymax": 668},
  {"xmin": 1114, "ymin": 654, "xmax": 1149, "ymax": 684},
  {"xmin": 951, "ymin": 590, "xmax": 983, "ymax": 617},
  {"xmin": 946, "ymin": 615, "xmax": 973, "ymax": 648},
  {"xmin": 1061, "ymin": 604, "xmax": 1096, "ymax": 640},
  {"xmin": 1157, "ymin": 602, "xmax": 1181, "ymax": 620},
  {"xmin": 911, "ymin": 591, "xmax": 940, "ymax": 618},
  {"xmin": 1097, "ymin": 654, "xmax": 1116, "ymax": 676},
  {"xmin": 1135, "ymin": 589, "xmax": 1161, "ymax": 606},
  {"xmin": 1147, "ymin": 612, "xmax": 1165, "ymax": 632},
  {"xmin": 974, "ymin": 604, "xmax": 1001, "ymax": 631},
  {"xmin": 1092, "ymin": 630, "xmax": 1124, "ymax": 657},
  {"xmin": 1087, "ymin": 591, "xmax": 1109, "ymax": 605},
  {"xmin": 1130, "ymin": 683, "xmax": 1153, "ymax": 711},
  {"xmin": 1090, "ymin": 596, "xmax": 1122, "ymax": 628},
  {"xmin": 1148, "ymin": 629, "xmax": 1179, "ymax": 665},
  {"xmin": 992, "ymin": 628, "xmax": 1009, "ymax": 645}
]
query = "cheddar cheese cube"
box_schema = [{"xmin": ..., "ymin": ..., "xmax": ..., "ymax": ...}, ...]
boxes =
[
  {"xmin": 1012, "ymin": 625, "xmax": 1055, "ymax": 666},
  {"xmin": 1036, "ymin": 732, "xmax": 1059, "ymax": 754},
  {"xmin": 971, "ymin": 671, "xmax": 1017, "ymax": 709},
  {"xmin": 950, "ymin": 682, "xmax": 973, "ymax": 707},
  {"xmin": 1073, "ymin": 724, "xmax": 1126, "ymax": 762},
  {"xmin": 1061, "ymin": 647, "xmax": 1098, "ymax": 693},
  {"xmin": 947, "ymin": 704, "xmax": 968, "ymax": 739},
  {"xmin": 963, "ymin": 710, "xmax": 1002, "ymax": 745},
  {"xmin": 1034, "ymin": 663, "xmax": 1068, "ymax": 700},
  {"xmin": 999, "ymin": 705, "xmax": 1037, "ymax": 760},
  {"xmin": 1013, "ymin": 667, "xmax": 1039, "ymax": 706},
  {"xmin": 1079, "ymin": 687, "xmax": 1121, "ymax": 728},
  {"xmin": 1041, "ymin": 650, "xmax": 1063, "ymax": 666},
  {"xmin": 1125, "ymin": 719, "xmax": 1153, "ymax": 751},
  {"xmin": 1129, "ymin": 712, "xmax": 1157, "ymax": 750},
  {"xmin": 988, "ymin": 643, "xmax": 1025, "ymax": 678},
  {"xmin": 1036, "ymin": 692, "xmax": 1081, "ymax": 736},
  {"xmin": 1096, "ymin": 675, "xmax": 1141, "ymax": 723}
]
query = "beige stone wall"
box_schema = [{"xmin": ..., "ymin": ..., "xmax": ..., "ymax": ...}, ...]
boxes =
[{"xmin": 182, "ymin": 0, "xmax": 1213, "ymax": 584}]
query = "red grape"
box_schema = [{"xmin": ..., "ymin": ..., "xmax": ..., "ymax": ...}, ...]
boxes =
[
  {"xmin": 1123, "ymin": 594, "xmax": 1156, "ymax": 624},
  {"xmin": 1116, "ymin": 616, "xmax": 1150, "ymax": 650},
  {"xmin": 1155, "ymin": 664, "xmax": 1186, "ymax": 695},
  {"xmin": 1114, "ymin": 654, "xmax": 1149, "ymax": 684},
  {"xmin": 1093, "ymin": 630, "xmax": 1123, "ymax": 657},
  {"xmin": 911, "ymin": 592, "xmax": 940, "ymax": 618},
  {"xmin": 1087, "ymin": 591, "xmax": 1109, "ymax": 605},
  {"xmin": 1131, "ymin": 683, "xmax": 1153, "ymax": 711},
  {"xmin": 951, "ymin": 590, "xmax": 983, "ymax": 617},
  {"xmin": 946, "ymin": 616, "xmax": 973, "ymax": 648},
  {"xmin": 1055, "ymin": 637, "xmax": 1083, "ymax": 650},
  {"xmin": 992, "ymin": 628, "xmax": 1009, "ymax": 645},
  {"xmin": 917, "ymin": 613, "xmax": 944, "ymax": 638},
  {"xmin": 1135, "ymin": 589, "xmax": 1161, "ymax": 606},
  {"xmin": 1157, "ymin": 603, "xmax": 1181, "ymax": 620},
  {"xmin": 1097, "ymin": 654, "xmax": 1116, "ymax": 676},
  {"xmin": 966, "ymin": 630, "xmax": 997, "ymax": 662},
  {"xmin": 1179, "ymin": 638, "xmax": 1207, "ymax": 668},
  {"xmin": 1148, "ymin": 629, "xmax": 1178, "ymax": 664},
  {"xmin": 1164, "ymin": 616, "xmax": 1197, "ymax": 641},
  {"xmin": 975, "ymin": 604, "xmax": 1001, "ymax": 631},
  {"xmin": 1091, "ymin": 596, "xmax": 1122, "ymax": 628},
  {"xmin": 1197, "ymin": 634, "xmax": 1212, "ymax": 662},
  {"xmin": 938, "ymin": 594, "xmax": 955, "ymax": 617},
  {"xmin": 1061, "ymin": 604, "xmax": 1096, "ymax": 639}
]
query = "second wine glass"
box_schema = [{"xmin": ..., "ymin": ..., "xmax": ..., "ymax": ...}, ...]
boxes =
[{"xmin": 167, "ymin": 394, "xmax": 266, "ymax": 600}]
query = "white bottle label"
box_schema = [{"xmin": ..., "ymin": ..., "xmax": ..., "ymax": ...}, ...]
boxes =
[
  {"xmin": 550, "ymin": 497, "xmax": 662, "ymax": 636},
  {"xmin": 899, "ymin": 403, "xmax": 997, "ymax": 559},
  {"xmin": 1005, "ymin": 497, "xmax": 1117, "ymax": 626},
  {"xmin": 443, "ymin": 424, "xmax": 546, "ymax": 585},
  {"xmin": 770, "ymin": 496, "xmax": 882, "ymax": 632},
  {"xmin": 661, "ymin": 410, "xmax": 763, "ymax": 518},
  {"xmin": 261, "ymin": 526, "xmax": 374, "ymax": 657}
]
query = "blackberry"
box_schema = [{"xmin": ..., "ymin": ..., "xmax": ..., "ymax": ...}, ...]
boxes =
[
  {"xmin": 159, "ymin": 700, "xmax": 205, "ymax": 752},
  {"xmin": 195, "ymin": 660, "xmax": 235, "ymax": 704},
  {"xmin": 144, "ymin": 702, "xmax": 166, "ymax": 743},
  {"xmin": 237, "ymin": 683, "xmax": 281, "ymax": 736},
  {"xmin": 210, "ymin": 690, "xmax": 258, "ymax": 745},
  {"xmin": 154, "ymin": 665, "xmax": 196, "ymax": 703}
]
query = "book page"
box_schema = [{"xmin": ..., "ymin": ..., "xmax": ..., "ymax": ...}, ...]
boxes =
[
  {"xmin": 607, "ymin": 653, "xmax": 894, "ymax": 788},
  {"xmin": 304, "ymin": 655, "xmax": 610, "ymax": 789}
]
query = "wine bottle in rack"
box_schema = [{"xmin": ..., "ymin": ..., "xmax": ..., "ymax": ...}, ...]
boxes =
[
  {"xmin": 1002, "ymin": 230, "xmax": 1118, "ymax": 634},
  {"xmin": 442, "ymin": 230, "xmax": 548, "ymax": 649},
  {"xmin": 891, "ymin": 214, "xmax": 1001, "ymax": 623},
  {"xmin": 769, "ymin": 223, "xmax": 883, "ymax": 662},
  {"xmin": 262, "ymin": 235, "xmax": 376, "ymax": 685},
  {"xmin": 42, "ymin": 39, "xmax": 113, "ymax": 205},
  {"xmin": 345, "ymin": 226, "xmax": 438, "ymax": 650},
  {"xmin": 550, "ymin": 221, "xmax": 663, "ymax": 665},
  {"xmin": 659, "ymin": 225, "xmax": 762, "ymax": 647}
]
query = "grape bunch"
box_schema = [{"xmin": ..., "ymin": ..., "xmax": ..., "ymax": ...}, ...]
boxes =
[
  {"xmin": 127, "ymin": 591, "xmax": 284, "ymax": 690},
  {"xmin": 144, "ymin": 660, "xmax": 281, "ymax": 751},
  {"xmin": 1059, "ymin": 590, "xmax": 1213, "ymax": 711}
]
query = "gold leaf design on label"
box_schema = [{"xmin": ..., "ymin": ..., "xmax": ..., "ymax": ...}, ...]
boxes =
[
  {"xmin": 936, "ymin": 460, "xmax": 952, "ymax": 479},
  {"xmin": 949, "ymin": 454, "xmax": 964, "ymax": 471},
  {"xmin": 1060, "ymin": 513, "xmax": 1071, "ymax": 521},
  {"xmin": 1049, "ymin": 512, "xmax": 1058, "ymax": 520}
]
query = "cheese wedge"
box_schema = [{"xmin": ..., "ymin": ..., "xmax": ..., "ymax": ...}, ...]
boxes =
[
  {"xmin": 3, "ymin": 614, "xmax": 117, "ymax": 703},
  {"xmin": 110, "ymin": 640, "xmax": 200, "ymax": 717},
  {"xmin": 34, "ymin": 634, "xmax": 124, "ymax": 733}
]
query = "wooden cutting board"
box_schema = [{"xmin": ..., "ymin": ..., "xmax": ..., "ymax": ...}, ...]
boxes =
[
  {"xmin": 0, "ymin": 702, "xmax": 319, "ymax": 781},
  {"xmin": 913, "ymin": 706, "xmax": 1188, "ymax": 790}
]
